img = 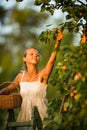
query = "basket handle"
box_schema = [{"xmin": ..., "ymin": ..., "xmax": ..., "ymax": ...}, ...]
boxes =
[
  {"xmin": 0, "ymin": 81, "xmax": 20, "ymax": 93},
  {"xmin": 0, "ymin": 81, "xmax": 11, "ymax": 87}
]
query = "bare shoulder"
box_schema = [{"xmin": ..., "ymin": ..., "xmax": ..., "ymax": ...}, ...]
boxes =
[{"xmin": 15, "ymin": 71, "xmax": 24, "ymax": 82}]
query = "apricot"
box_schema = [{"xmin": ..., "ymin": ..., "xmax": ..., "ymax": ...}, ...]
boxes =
[
  {"xmin": 61, "ymin": 65, "xmax": 67, "ymax": 71},
  {"xmin": 74, "ymin": 94, "xmax": 81, "ymax": 101},
  {"xmin": 73, "ymin": 90, "xmax": 78, "ymax": 94},
  {"xmin": 63, "ymin": 107, "xmax": 68, "ymax": 111},
  {"xmin": 70, "ymin": 92, "xmax": 74, "ymax": 97},
  {"xmin": 74, "ymin": 72, "xmax": 82, "ymax": 81}
]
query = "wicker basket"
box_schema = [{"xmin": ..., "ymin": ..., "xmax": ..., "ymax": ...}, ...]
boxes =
[{"xmin": 0, "ymin": 93, "xmax": 22, "ymax": 109}]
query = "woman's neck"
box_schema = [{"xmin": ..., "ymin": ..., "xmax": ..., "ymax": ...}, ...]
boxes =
[{"xmin": 26, "ymin": 64, "xmax": 38, "ymax": 77}]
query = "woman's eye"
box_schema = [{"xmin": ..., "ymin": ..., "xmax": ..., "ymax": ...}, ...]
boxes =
[
  {"xmin": 29, "ymin": 53, "xmax": 39, "ymax": 57},
  {"xmin": 30, "ymin": 53, "xmax": 33, "ymax": 55}
]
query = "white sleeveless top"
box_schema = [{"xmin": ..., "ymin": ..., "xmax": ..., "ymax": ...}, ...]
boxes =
[{"xmin": 17, "ymin": 72, "xmax": 48, "ymax": 122}]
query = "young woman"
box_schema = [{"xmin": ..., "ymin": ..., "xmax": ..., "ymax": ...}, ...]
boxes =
[{"xmin": 0, "ymin": 30, "xmax": 63, "ymax": 128}]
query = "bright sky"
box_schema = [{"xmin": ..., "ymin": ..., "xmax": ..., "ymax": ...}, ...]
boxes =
[{"xmin": 0, "ymin": 0, "xmax": 64, "ymax": 19}]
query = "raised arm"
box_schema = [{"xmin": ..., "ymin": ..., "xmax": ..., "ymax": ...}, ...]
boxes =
[
  {"xmin": 41, "ymin": 30, "xmax": 64, "ymax": 83},
  {"xmin": 0, "ymin": 73, "xmax": 22, "ymax": 95}
]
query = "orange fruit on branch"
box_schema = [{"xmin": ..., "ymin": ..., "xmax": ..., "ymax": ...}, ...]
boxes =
[
  {"xmin": 73, "ymin": 89, "xmax": 78, "ymax": 94},
  {"xmin": 63, "ymin": 107, "xmax": 68, "ymax": 112},
  {"xmin": 61, "ymin": 65, "xmax": 67, "ymax": 71},
  {"xmin": 70, "ymin": 92, "xmax": 74, "ymax": 97},
  {"xmin": 74, "ymin": 72, "xmax": 82, "ymax": 81}
]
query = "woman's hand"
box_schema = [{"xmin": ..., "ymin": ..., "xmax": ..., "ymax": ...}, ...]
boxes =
[
  {"xmin": 54, "ymin": 30, "xmax": 64, "ymax": 47},
  {"xmin": 0, "ymin": 88, "xmax": 9, "ymax": 95},
  {"xmin": 56, "ymin": 30, "xmax": 64, "ymax": 41}
]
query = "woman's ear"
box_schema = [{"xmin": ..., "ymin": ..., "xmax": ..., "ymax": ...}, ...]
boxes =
[{"xmin": 23, "ymin": 57, "xmax": 26, "ymax": 62}]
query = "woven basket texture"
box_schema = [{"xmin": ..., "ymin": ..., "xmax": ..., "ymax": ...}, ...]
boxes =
[{"xmin": 0, "ymin": 93, "xmax": 22, "ymax": 109}]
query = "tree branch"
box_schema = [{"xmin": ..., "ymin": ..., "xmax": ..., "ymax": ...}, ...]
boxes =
[
  {"xmin": 77, "ymin": 0, "xmax": 85, "ymax": 5},
  {"xmin": 58, "ymin": 95, "xmax": 66, "ymax": 116}
]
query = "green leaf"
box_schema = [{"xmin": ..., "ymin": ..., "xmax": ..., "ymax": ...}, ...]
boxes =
[
  {"xmin": 54, "ymin": 114, "xmax": 62, "ymax": 124},
  {"xmin": 34, "ymin": 0, "xmax": 43, "ymax": 5},
  {"xmin": 64, "ymin": 102, "xmax": 70, "ymax": 108}
]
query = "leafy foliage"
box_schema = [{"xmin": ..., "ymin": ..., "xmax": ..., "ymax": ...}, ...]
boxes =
[
  {"xmin": 35, "ymin": 0, "xmax": 87, "ymax": 33},
  {"xmin": 39, "ymin": 28, "xmax": 87, "ymax": 129},
  {"xmin": 11, "ymin": 0, "xmax": 87, "ymax": 35}
]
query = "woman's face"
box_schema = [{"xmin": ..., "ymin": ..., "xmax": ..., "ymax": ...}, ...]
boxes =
[{"xmin": 23, "ymin": 48, "xmax": 40, "ymax": 65}]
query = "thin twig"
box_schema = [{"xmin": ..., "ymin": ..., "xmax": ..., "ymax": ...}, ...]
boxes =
[
  {"xmin": 58, "ymin": 95, "xmax": 66, "ymax": 116},
  {"xmin": 58, "ymin": 72, "xmax": 75, "ymax": 116},
  {"xmin": 77, "ymin": 0, "xmax": 85, "ymax": 5}
]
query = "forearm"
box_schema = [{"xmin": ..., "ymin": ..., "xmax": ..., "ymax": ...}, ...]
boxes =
[
  {"xmin": 0, "ymin": 75, "xmax": 20, "ymax": 95},
  {"xmin": 49, "ymin": 40, "xmax": 60, "ymax": 63},
  {"xmin": 42, "ymin": 30, "xmax": 64, "ymax": 79},
  {"xmin": 50, "ymin": 30, "xmax": 64, "ymax": 63},
  {"xmin": 0, "ymin": 87, "xmax": 10, "ymax": 95},
  {"xmin": 0, "ymin": 83, "xmax": 19, "ymax": 95},
  {"xmin": 0, "ymin": 72, "xmax": 22, "ymax": 96}
]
